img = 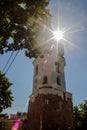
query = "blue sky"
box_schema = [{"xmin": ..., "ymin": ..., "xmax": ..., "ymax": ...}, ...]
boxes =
[{"xmin": 0, "ymin": 0, "xmax": 87, "ymax": 114}]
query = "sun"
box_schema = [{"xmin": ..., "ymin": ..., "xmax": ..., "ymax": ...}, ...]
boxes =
[{"xmin": 53, "ymin": 30, "xmax": 64, "ymax": 42}]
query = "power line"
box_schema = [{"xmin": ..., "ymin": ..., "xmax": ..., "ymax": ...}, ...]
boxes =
[
  {"xmin": 5, "ymin": 51, "xmax": 20, "ymax": 74},
  {"xmin": 2, "ymin": 51, "xmax": 14, "ymax": 73}
]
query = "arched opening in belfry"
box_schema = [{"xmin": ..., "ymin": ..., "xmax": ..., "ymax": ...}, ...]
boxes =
[
  {"xmin": 43, "ymin": 76, "xmax": 48, "ymax": 84},
  {"xmin": 35, "ymin": 65, "xmax": 38, "ymax": 75},
  {"xmin": 57, "ymin": 76, "xmax": 61, "ymax": 85},
  {"xmin": 55, "ymin": 62, "xmax": 60, "ymax": 73}
]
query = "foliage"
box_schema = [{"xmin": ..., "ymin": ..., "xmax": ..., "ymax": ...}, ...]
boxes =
[
  {"xmin": 73, "ymin": 100, "xmax": 87, "ymax": 130},
  {"xmin": 73, "ymin": 105, "xmax": 80, "ymax": 130},
  {"xmin": 0, "ymin": 71, "xmax": 13, "ymax": 113},
  {"xmin": 0, "ymin": 0, "xmax": 51, "ymax": 58}
]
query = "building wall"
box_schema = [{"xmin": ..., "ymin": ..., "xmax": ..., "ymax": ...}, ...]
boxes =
[
  {"xmin": 28, "ymin": 43, "xmax": 74, "ymax": 130},
  {"xmin": 33, "ymin": 54, "xmax": 66, "ymax": 94},
  {"xmin": 28, "ymin": 93, "xmax": 74, "ymax": 130}
]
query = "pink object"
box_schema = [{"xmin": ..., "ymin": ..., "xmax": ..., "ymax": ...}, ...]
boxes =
[{"xmin": 11, "ymin": 119, "xmax": 21, "ymax": 130}]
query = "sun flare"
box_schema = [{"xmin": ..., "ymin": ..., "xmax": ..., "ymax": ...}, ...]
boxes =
[
  {"xmin": 30, "ymin": 15, "xmax": 84, "ymax": 52},
  {"xmin": 53, "ymin": 30, "xmax": 64, "ymax": 41}
]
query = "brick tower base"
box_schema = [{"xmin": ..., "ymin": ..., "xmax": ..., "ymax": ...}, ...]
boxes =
[{"xmin": 27, "ymin": 91, "xmax": 74, "ymax": 130}]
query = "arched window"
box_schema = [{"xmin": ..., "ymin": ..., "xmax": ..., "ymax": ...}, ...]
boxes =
[
  {"xmin": 35, "ymin": 79, "xmax": 37, "ymax": 84},
  {"xmin": 56, "ymin": 63, "xmax": 60, "ymax": 73},
  {"xmin": 34, "ymin": 79, "xmax": 37, "ymax": 88},
  {"xmin": 35, "ymin": 65, "xmax": 38, "ymax": 75},
  {"xmin": 43, "ymin": 76, "xmax": 48, "ymax": 84},
  {"xmin": 55, "ymin": 62, "xmax": 60, "ymax": 73},
  {"xmin": 57, "ymin": 76, "xmax": 61, "ymax": 85},
  {"xmin": 63, "ymin": 92, "xmax": 66, "ymax": 101}
]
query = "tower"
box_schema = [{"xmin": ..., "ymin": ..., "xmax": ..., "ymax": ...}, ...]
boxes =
[{"xmin": 27, "ymin": 41, "xmax": 74, "ymax": 130}]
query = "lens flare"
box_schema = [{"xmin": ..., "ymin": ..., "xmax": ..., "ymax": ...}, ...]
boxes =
[
  {"xmin": 11, "ymin": 119, "xmax": 21, "ymax": 130},
  {"xmin": 53, "ymin": 30, "xmax": 63, "ymax": 41}
]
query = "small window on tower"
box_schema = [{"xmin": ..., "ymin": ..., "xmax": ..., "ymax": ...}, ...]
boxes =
[
  {"xmin": 43, "ymin": 76, "xmax": 48, "ymax": 84},
  {"xmin": 55, "ymin": 62, "xmax": 60, "ymax": 73},
  {"xmin": 35, "ymin": 79, "xmax": 37, "ymax": 87},
  {"xmin": 63, "ymin": 92, "xmax": 66, "ymax": 101},
  {"xmin": 35, "ymin": 79, "xmax": 37, "ymax": 84},
  {"xmin": 56, "ymin": 63, "xmax": 60, "ymax": 73},
  {"xmin": 57, "ymin": 76, "xmax": 61, "ymax": 85},
  {"xmin": 35, "ymin": 65, "xmax": 38, "ymax": 75}
]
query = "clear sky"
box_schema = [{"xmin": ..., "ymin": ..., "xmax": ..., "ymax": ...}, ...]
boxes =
[{"xmin": 0, "ymin": 0, "xmax": 87, "ymax": 114}]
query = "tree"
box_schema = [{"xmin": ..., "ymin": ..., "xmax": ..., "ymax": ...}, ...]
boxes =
[
  {"xmin": 73, "ymin": 106, "xmax": 80, "ymax": 130},
  {"xmin": 0, "ymin": 0, "xmax": 51, "ymax": 58},
  {"xmin": 79, "ymin": 100, "xmax": 87, "ymax": 130},
  {"xmin": 0, "ymin": 71, "xmax": 13, "ymax": 113},
  {"xmin": 73, "ymin": 100, "xmax": 87, "ymax": 130}
]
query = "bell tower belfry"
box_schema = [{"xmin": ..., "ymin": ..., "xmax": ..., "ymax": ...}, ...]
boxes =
[
  {"xmin": 27, "ymin": 42, "xmax": 74, "ymax": 130},
  {"xmin": 33, "ymin": 43, "xmax": 66, "ymax": 94}
]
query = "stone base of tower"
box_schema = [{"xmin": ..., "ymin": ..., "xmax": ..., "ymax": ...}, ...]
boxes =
[{"xmin": 27, "ymin": 92, "xmax": 74, "ymax": 130}]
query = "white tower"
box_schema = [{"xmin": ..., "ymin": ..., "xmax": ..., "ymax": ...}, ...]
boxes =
[
  {"xmin": 28, "ymin": 41, "xmax": 74, "ymax": 130},
  {"xmin": 32, "ymin": 42, "xmax": 66, "ymax": 96}
]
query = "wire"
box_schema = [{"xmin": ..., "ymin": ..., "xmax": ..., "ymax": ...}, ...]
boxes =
[
  {"xmin": 22, "ymin": 98, "xmax": 29, "ymax": 113},
  {"xmin": 2, "ymin": 51, "xmax": 14, "ymax": 73},
  {"xmin": 2, "ymin": 7, "xmax": 37, "ymax": 73},
  {"xmin": 5, "ymin": 51, "xmax": 20, "ymax": 74}
]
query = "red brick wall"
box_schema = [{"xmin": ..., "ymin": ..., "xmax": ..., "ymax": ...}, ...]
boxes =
[{"xmin": 28, "ymin": 94, "xmax": 74, "ymax": 130}]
